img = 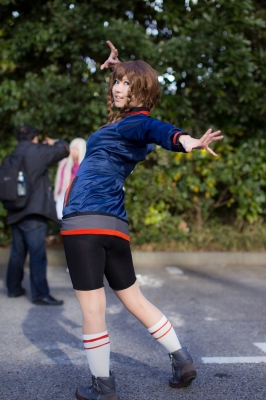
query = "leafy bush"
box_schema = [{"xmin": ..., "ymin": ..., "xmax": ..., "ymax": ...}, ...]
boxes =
[
  {"xmin": 125, "ymin": 137, "xmax": 266, "ymax": 245},
  {"xmin": 1, "ymin": 0, "xmax": 266, "ymax": 249}
]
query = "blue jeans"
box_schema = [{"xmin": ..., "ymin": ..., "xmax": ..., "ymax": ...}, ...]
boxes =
[{"xmin": 6, "ymin": 217, "xmax": 50, "ymax": 301}]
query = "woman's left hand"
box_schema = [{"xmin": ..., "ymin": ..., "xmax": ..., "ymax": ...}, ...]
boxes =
[{"xmin": 179, "ymin": 129, "xmax": 223, "ymax": 156}]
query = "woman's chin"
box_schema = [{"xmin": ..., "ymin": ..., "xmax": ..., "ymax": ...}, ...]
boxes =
[{"xmin": 115, "ymin": 102, "xmax": 125, "ymax": 108}]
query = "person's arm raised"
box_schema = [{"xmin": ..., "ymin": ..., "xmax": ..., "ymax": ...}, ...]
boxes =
[{"xmin": 100, "ymin": 40, "xmax": 120, "ymax": 70}]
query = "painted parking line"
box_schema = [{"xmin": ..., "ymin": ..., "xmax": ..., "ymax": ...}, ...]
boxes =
[
  {"xmin": 202, "ymin": 343, "xmax": 266, "ymax": 364},
  {"xmin": 254, "ymin": 342, "xmax": 266, "ymax": 352},
  {"xmin": 41, "ymin": 356, "xmax": 85, "ymax": 365},
  {"xmin": 202, "ymin": 356, "xmax": 266, "ymax": 364},
  {"xmin": 165, "ymin": 266, "xmax": 184, "ymax": 275},
  {"xmin": 40, "ymin": 342, "xmax": 266, "ymax": 365},
  {"xmin": 136, "ymin": 273, "xmax": 163, "ymax": 288}
]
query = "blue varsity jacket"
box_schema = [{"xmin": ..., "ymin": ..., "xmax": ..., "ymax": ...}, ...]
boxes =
[{"xmin": 61, "ymin": 109, "xmax": 186, "ymax": 241}]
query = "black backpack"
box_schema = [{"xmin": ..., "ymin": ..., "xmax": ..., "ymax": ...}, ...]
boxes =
[{"xmin": 0, "ymin": 150, "xmax": 31, "ymax": 211}]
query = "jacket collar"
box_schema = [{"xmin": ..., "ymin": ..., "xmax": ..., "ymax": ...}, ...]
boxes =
[{"xmin": 126, "ymin": 107, "xmax": 150, "ymax": 116}]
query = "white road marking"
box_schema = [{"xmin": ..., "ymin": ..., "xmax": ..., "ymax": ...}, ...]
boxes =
[
  {"xmin": 165, "ymin": 266, "xmax": 184, "ymax": 275},
  {"xmin": 202, "ymin": 342, "xmax": 266, "ymax": 364},
  {"xmin": 254, "ymin": 342, "xmax": 266, "ymax": 353},
  {"xmin": 136, "ymin": 274, "xmax": 163, "ymax": 288},
  {"xmin": 41, "ymin": 349, "xmax": 129, "ymax": 366},
  {"xmin": 166, "ymin": 311, "xmax": 184, "ymax": 327},
  {"xmin": 41, "ymin": 355, "xmax": 86, "ymax": 365},
  {"xmin": 106, "ymin": 304, "xmax": 124, "ymax": 314},
  {"xmin": 202, "ymin": 356, "xmax": 266, "ymax": 364}
]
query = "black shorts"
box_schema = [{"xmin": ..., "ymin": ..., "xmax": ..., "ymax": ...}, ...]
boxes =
[{"xmin": 63, "ymin": 234, "xmax": 136, "ymax": 291}]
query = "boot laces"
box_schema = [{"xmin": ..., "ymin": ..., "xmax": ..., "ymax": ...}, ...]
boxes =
[
  {"xmin": 89, "ymin": 379, "xmax": 99, "ymax": 393},
  {"xmin": 169, "ymin": 354, "xmax": 175, "ymax": 375}
]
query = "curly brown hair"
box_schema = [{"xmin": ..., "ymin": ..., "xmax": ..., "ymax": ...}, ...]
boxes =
[{"xmin": 106, "ymin": 60, "xmax": 161, "ymax": 123}]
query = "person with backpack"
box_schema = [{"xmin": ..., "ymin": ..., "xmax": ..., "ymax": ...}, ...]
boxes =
[{"xmin": 2, "ymin": 124, "xmax": 69, "ymax": 305}]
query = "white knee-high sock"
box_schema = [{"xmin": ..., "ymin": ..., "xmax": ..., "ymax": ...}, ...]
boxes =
[
  {"xmin": 148, "ymin": 315, "xmax": 182, "ymax": 353},
  {"xmin": 83, "ymin": 331, "xmax": 110, "ymax": 377}
]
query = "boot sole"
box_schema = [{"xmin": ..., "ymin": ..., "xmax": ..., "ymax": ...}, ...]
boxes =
[
  {"xmin": 75, "ymin": 389, "xmax": 89, "ymax": 400},
  {"xmin": 169, "ymin": 371, "xmax": 197, "ymax": 388},
  {"xmin": 75, "ymin": 388, "xmax": 119, "ymax": 400}
]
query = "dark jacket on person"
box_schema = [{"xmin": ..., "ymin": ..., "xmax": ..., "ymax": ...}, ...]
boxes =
[
  {"xmin": 61, "ymin": 109, "xmax": 187, "ymax": 243},
  {"xmin": 63, "ymin": 110, "xmax": 186, "ymax": 221},
  {"xmin": 6, "ymin": 139, "xmax": 69, "ymax": 225}
]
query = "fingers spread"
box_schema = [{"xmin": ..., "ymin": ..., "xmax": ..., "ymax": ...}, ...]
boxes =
[
  {"xmin": 211, "ymin": 135, "xmax": 224, "ymax": 141},
  {"xmin": 206, "ymin": 146, "xmax": 217, "ymax": 156},
  {"xmin": 106, "ymin": 40, "xmax": 116, "ymax": 51},
  {"xmin": 203, "ymin": 128, "xmax": 212, "ymax": 137},
  {"xmin": 209, "ymin": 131, "xmax": 221, "ymax": 139},
  {"xmin": 100, "ymin": 62, "xmax": 107, "ymax": 70}
]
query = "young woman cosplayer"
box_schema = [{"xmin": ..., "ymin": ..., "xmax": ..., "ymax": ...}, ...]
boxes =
[{"xmin": 61, "ymin": 41, "xmax": 223, "ymax": 400}]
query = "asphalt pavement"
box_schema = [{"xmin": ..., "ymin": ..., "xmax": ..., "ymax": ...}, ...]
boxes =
[{"xmin": 0, "ymin": 257, "xmax": 266, "ymax": 400}]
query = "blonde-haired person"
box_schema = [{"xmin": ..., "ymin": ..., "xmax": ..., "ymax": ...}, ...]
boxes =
[
  {"xmin": 61, "ymin": 41, "xmax": 223, "ymax": 400},
  {"xmin": 54, "ymin": 138, "xmax": 86, "ymax": 220}
]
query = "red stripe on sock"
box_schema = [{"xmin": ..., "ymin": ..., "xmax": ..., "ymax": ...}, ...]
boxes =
[
  {"xmin": 150, "ymin": 320, "xmax": 168, "ymax": 336},
  {"xmin": 84, "ymin": 341, "xmax": 110, "ymax": 350},
  {"xmin": 83, "ymin": 334, "xmax": 109, "ymax": 343},
  {"xmin": 154, "ymin": 325, "xmax": 172, "ymax": 340}
]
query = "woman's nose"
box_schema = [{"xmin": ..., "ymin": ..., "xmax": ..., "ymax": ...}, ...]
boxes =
[{"xmin": 116, "ymin": 85, "xmax": 122, "ymax": 92}]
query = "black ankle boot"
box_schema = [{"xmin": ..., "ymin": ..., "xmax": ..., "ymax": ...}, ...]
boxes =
[
  {"xmin": 169, "ymin": 347, "xmax": 197, "ymax": 388},
  {"xmin": 75, "ymin": 373, "xmax": 118, "ymax": 400}
]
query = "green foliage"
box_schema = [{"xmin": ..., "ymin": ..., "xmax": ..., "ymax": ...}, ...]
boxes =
[
  {"xmin": 1, "ymin": 0, "xmax": 266, "ymax": 247},
  {"xmin": 1, "ymin": 0, "xmax": 266, "ymax": 142},
  {"xmin": 152, "ymin": 0, "xmax": 266, "ymax": 139},
  {"xmin": 125, "ymin": 137, "xmax": 266, "ymax": 243},
  {"xmin": 0, "ymin": 202, "xmax": 10, "ymax": 245},
  {"xmin": 132, "ymin": 220, "xmax": 266, "ymax": 252},
  {"xmin": 0, "ymin": 0, "xmax": 157, "ymax": 142}
]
